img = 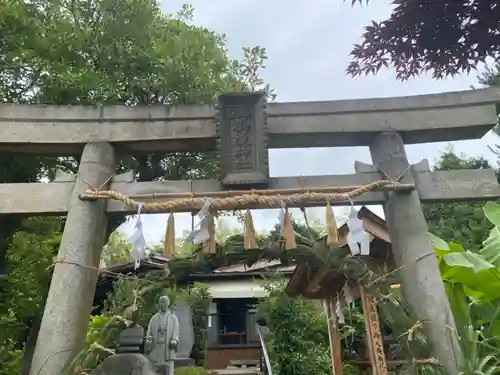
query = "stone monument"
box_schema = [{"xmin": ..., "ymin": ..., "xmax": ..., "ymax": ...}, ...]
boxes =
[
  {"xmin": 93, "ymin": 325, "xmax": 157, "ymax": 375},
  {"xmin": 145, "ymin": 295, "xmax": 180, "ymax": 375},
  {"xmin": 171, "ymin": 300, "xmax": 196, "ymax": 367}
]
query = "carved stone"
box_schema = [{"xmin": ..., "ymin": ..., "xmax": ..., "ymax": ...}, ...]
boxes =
[
  {"xmin": 217, "ymin": 92, "xmax": 269, "ymax": 187},
  {"xmin": 117, "ymin": 326, "xmax": 145, "ymax": 354},
  {"xmin": 92, "ymin": 354, "xmax": 157, "ymax": 375},
  {"xmin": 145, "ymin": 296, "xmax": 180, "ymax": 375},
  {"xmin": 171, "ymin": 300, "xmax": 195, "ymax": 359}
]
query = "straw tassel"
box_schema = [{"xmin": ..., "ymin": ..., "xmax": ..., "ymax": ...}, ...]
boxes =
[
  {"xmin": 202, "ymin": 214, "xmax": 217, "ymax": 254},
  {"xmin": 244, "ymin": 210, "xmax": 259, "ymax": 250},
  {"xmin": 282, "ymin": 208, "xmax": 297, "ymax": 250},
  {"xmin": 163, "ymin": 213, "xmax": 176, "ymax": 257},
  {"xmin": 325, "ymin": 202, "xmax": 339, "ymax": 247}
]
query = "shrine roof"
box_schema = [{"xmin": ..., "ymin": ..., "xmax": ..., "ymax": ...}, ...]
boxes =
[{"xmin": 284, "ymin": 207, "xmax": 392, "ymax": 300}]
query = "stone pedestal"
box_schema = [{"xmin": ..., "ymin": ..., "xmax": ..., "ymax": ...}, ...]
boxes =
[
  {"xmin": 156, "ymin": 363, "xmax": 174, "ymax": 375},
  {"xmin": 93, "ymin": 353, "xmax": 157, "ymax": 375},
  {"xmin": 117, "ymin": 325, "xmax": 145, "ymax": 354},
  {"xmin": 92, "ymin": 326, "xmax": 152, "ymax": 375}
]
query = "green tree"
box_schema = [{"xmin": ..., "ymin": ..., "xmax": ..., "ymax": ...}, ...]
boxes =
[
  {"xmin": 257, "ymin": 280, "xmax": 332, "ymax": 375},
  {"xmin": 257, "ymin": 280, "xmax": 362, "ymax": 375},
  {"xmin": 0, "ymin": 218, "xmax": 62, "ymax": 374},
  {"xmin": 99, "ymin": 232, "xmax": 133, "ymax": 268},
  {"xmin": 0, "ymin": 0, "xmax": 275, "ymax": 271},
  {"xmin": 347, "ymin": 1, "xmax": 500, "ymax": 80},
  {"xmin": 477, "ymin": 63, "xmax": 500, "ymax": 139},
  {"xmin": 423, "ymin": 148, "xmax": 496, "ymax": 250},
  {"xmin": 0, "ymin": 0, "xmax": 274, "ymax": 372}
]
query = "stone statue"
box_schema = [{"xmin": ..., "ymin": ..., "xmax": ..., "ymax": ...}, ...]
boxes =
[{"xmin": 145, "ymin": 296, "xmax": 180, "ymax": 375}]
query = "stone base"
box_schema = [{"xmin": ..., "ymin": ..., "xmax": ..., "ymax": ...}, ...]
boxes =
[
  {"xmin": 93, "ymin": 353, "xmax": 156, "ymax": 375},
  {"xmin": 156, "ymin": 363, "xmax": 174, "ymax": 375}
]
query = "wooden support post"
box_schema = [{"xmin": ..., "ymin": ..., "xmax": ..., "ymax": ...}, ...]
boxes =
[
  {"xmin": 324, "ymin": 299, "xmax": 343, "ymax": 375},
  {"xmin": 369, "ymin": 132, "xmax": 462, "ymax": 373},
  {"xmin": 29, "ymin": 143, "xmax": 116, "ymax": 375},
  {"xmin": 359, "ymin": 285, "xmax": 388, "ymax": 375}
]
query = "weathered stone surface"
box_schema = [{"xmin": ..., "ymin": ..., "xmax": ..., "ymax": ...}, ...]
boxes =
[
  {"xmin": 93, "ymin": 353, "xmax": 157, "ymax": 375},
  {"xmin": 217, "ymin": 92, "xmax": 269, "ymax": 186},
  {"xmin": 171, "ymin": 300, "xmax": 194, "ymax": 359},
  {"xmin": 3, "ymin": 168, "xmax": 500, "ymax": 215},
  {"xmin": 145, "ymin": 295, "xmax": 179, "ymax": 375},
  {"xmin": 0, "ymin": 88, "xmax": 498, "ymax": 153},
  {"xmin": 29, "ymin": 142, "xmax": 116, "ymax": 375},
  {"xmin": 117, "ymin": 326, "xmax": 145, "ymax": 354},
  {"xmin": 369, "ymin": 132, "xmax": 462, "ymax": 374}
]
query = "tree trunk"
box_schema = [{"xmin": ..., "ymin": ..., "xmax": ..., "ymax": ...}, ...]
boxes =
[
  {"xmin": 19, "ymin": 317, "xmax": 41, "ymax": 375},
  {"xmin": 0, "ymin": 216, "xmax": 22, "ymax": 277}
]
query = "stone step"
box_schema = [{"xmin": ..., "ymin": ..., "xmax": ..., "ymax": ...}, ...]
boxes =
[{"xmin": 229, "ymin": 359, "xmax": 260, "ymax": 367}]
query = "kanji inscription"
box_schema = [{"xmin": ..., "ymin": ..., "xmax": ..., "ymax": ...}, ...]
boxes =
[
  {"xmin": 228, "ymin": 104, "xmax": 254, "ymax": 170},
  {"xmin": 217, "ymin": 92, "xmax": 269, "ymax": 187}
]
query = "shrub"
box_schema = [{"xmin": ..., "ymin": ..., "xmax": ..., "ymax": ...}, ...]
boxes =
[
  {"xmin": 257, "ymin": 280, "xmax": 332, "ymax": 375},
  {"xmin": 174, "ymin": 365, "xmax": 211, "ymax": 375},
  {"xmin": 1, "ymin": 349, "xmax": 23, "ymax": 375}
]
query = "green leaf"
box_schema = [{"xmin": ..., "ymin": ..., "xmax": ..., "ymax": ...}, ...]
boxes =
[
  {"xmin": 483, "ymin": 201, "xmax": 500, "ymax": 227},
  {"xmin": 428, "ymin": 232, "xmax": 449, "ymax": 250},
  {"xmin": 480, "ymin": 226, "xmax": 500, "ymax": 267},
  {"xmin": 444, "ymin": 282, "xmax": 470, "ymax": 339},
  {"xmin": 443, "ymin": 252, "xmax": 494, "ymax": 273},
  {"xmin": 443, "ymin": 253, "xmax": 475, "ymax": 268}
]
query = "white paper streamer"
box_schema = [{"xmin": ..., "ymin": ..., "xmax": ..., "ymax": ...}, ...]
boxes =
[
  {"xmin": 192, "ymin": 215, "xmax": 211, "ymax": 244},
  {"xmin": 130, "ymin": 203, "xmax": 147, "ymax": 270},
  {"xmin": 335, "ymin": 298, "xmax": 345, "ymax": 324},
  {"xmin": 346, "ymin": 207, "xmax": 371, "ymax": 256},
  {"xmin": 186, "ymin": 198, "xmax": 211, "ymax": 244},
  {"xmin": 343, "ymin": 284, "xmax": 354, "ymax": 307},
  {"xmin": 197, "ymin": 198, "xmax": 211, "ymax": 219}
]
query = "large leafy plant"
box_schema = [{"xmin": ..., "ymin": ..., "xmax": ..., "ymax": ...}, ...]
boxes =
[{"xmin": 429, "ymin": 200, "xmax": 500, "ymax": 374}]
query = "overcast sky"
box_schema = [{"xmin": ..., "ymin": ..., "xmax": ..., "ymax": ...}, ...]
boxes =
[{"xmin": 118, "ymin": 0, "xmax": 500, "ymax": 245}]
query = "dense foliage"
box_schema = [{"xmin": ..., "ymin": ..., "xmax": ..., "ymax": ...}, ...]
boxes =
[
  {"xmin": 423, "ymin": 150, "xmax": 497, "ymax": 250},
  {"xmin": 430, "ymin": 201, "xmax": 500, "ymax": 374},
  {"xmin": 255, "ymin": 197, "xmax": 500, "ymax": 375},
  {"xmin": 0, "ymin": 0, "xmax": 274, "ymax": 263},
  {"xmin": 348, "ymin": 1, "xmax": 500, "ymax": 80},
  {"xmin": 174, "ymin": 366, "xmax": 211, "ymax": 375},
  {"xmin": 186, "ymin": 283, "xmax": 212, "ymax": 367},
  {"xmin": 0, "ymin": 218, "xmax": 62, "ymax": 375},
  {"xmin": 65, "ymin": 274, "xmax": 212, "ymax": 374},
  {"xmin": 0, "ymin": 1, "xmax": 274, "ymax": 373},
  {"xmin": 257, "ymin": 279, "xmax": 363, "ymax": 375},
  {"xmin": 257, "ymin": 280, "xmax": 333, "ymax": 375}
]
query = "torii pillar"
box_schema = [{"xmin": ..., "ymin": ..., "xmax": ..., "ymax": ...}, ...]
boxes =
[
  {"xmin": 29, "ymin": 143, "xmax": 115, "ymax": 375},
  {"xmin": 369, "ymin": 132, "xmax": 462, "ymax": 373}
]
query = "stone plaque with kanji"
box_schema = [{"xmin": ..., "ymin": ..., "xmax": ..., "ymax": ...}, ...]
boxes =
[{"xmin": 217, "ymin": 92, "xmax": 269, "ymax": 186}]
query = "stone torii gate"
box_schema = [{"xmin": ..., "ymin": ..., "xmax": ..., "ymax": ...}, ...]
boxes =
[{"xmin": 1, "ymin": 89, "xmax": 500, "ymax": 375}]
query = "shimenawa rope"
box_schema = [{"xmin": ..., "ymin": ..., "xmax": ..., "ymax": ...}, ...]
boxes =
[{"xmin": 86, "ymin": 180, "xmax": 397, "ymax": 213}]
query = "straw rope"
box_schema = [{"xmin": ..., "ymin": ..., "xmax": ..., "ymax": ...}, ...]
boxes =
[{"xmin": 84, "ymin": 179, "xmax": 398, "ymax": 213}]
